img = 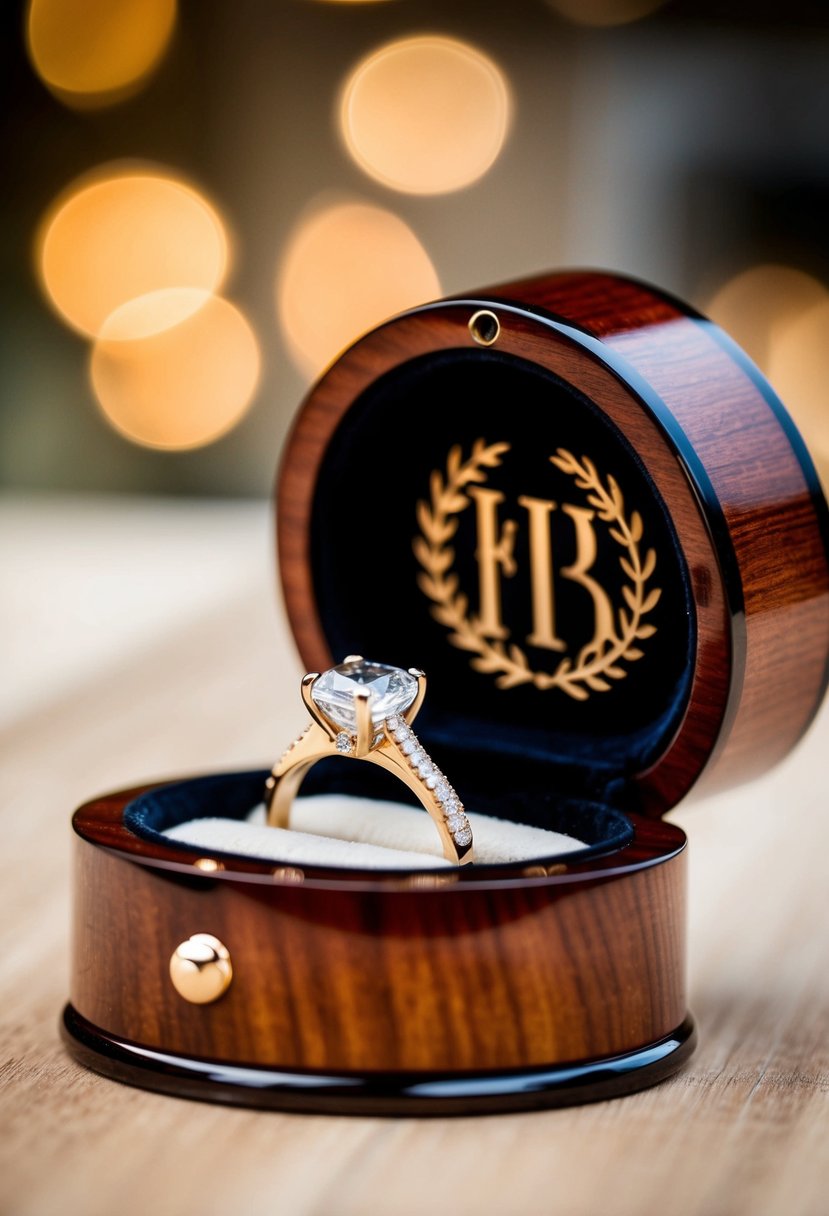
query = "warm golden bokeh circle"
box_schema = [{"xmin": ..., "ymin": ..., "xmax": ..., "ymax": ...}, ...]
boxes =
[
  {"xmin": 277, "ymin": 199, "xmax": 441, "ymax": 378},
  {"xmin": 768, "ymin": 300, "xmax": 829, "ymax": 489},
  {"xmin": 91, "ymin": 289, "xmax": 260, "ymax": 450},
  {"xmin": 38, "ymin": 169, "xmax": 229, "ymax": 338},
  {"xmin": 27, "ymin": 0, "xmax": 177, "ymax": 106},
  {"xmin": 705, "ymin": 264, "xmax": 827, "ymax": 370},
  {"xmin": 547, "ymin": 0, "xmax": 666, "ymax": 26},
  {"xmin": 339, "ymin": 36, "xmax": 511, "ymax": 195}
]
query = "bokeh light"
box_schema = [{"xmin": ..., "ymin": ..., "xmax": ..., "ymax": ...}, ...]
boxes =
[
  {"xmin": 38, "ymin": 169, "xmax": 229, "ymax": 338},
  {"xmin": 27, "ymin": 0, "xmax": 176, "ymax": 107},
  {"xmin": 705, "ymin": 264, "xmax": 827, "ymax": 370},
  {"xmin": 339, "ymin": 36, "xmax": 511, "ymax": 195},
  {"xmin": 547, "ymin": 0, "xmax": 666, "ymax": 26},
  {"xmin": 91, "ymin": 289, "xmax": 260, "ymax": 450},
  {"xmin": 768, "ymin": 300, "xmax": 829, "ymax": 489},
  {"xmin": 277, "ymin": 199, "xmax": 441, "ymax": 378}
]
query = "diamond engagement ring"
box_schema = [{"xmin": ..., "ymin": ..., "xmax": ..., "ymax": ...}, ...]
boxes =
[{"xmin": 265, "ymin": 657, "xmax": 474, "ymax": 865}]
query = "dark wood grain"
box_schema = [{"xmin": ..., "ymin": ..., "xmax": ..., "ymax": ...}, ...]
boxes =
[
  {"xmin": 70, "ymin": 787, "xmax": 688, "ymax": 1080},
  {"xmin": 277, "ymin": 271, "xmax": 829, "ymax": 812}
]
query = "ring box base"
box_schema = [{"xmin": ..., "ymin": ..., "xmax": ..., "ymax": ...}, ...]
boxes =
[{"xmin": 62, "ymin": 1004, "xmax": 697, "ymax": 1116}]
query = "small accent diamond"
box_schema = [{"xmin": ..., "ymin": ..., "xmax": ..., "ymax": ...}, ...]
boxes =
[
  {"xmin": 335, "ymin": 732, "xmax": 353, "ymax": 754},
  {"xmin": 435, "ymin": 780, "xmax": 450, "ymax": 802},
  {"xmin": 386, "ymin": 716, "xmax": 400, "ymax": 731},
  {"xmin": 401, "ymin": 739, "xmax": 416, "ymax": 755},
  {"xmin": 394, "ymin": 726, "xmax": 410, "ymax": 743},
  {"xmin": 446, "ymin": 813, "xmax": 466, "ymax": 833},
  {"xmin": 409, "ymin": 749, "xmax": 424, "ymax": 767},
  {"xmin": 417, "ymin": 760, "xmax": 433, "ymax": 779},
  {"xmin": 425, "ymin": 774, "xmax": 438, "ymax": 789},
  {"xmin": 453, "ymin": 826, "xmax": 473, "ymax": 847}
]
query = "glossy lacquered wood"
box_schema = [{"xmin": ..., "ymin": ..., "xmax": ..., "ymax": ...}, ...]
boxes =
[
  {"xmin": 62, "ymin": 1005, "xmax": 696, "ymax": 1116},
  {"xmin": 277, "ymin": 271, "xmax": 829, "ymax": 813},
  {"xmin": 68, "ymin": 785, "xmax": 688, "ymax": 1097}
]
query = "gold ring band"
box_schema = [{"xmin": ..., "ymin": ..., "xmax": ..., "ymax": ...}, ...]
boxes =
[{"xmin": 265, "ymin": 657, "xmax": 474, "ymax": 865}]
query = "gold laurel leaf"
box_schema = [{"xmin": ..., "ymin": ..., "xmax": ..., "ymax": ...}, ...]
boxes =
[
  {"xmin": 585, "ymin": 675, "xmax": 612, "ymax": 692},
  {"xmin": 450, "ymin": 632, "xmax": 483, "ymax": 653},
  {"xmin": 562, "ymin": 682, "xmax": 590, "ymax": 702},
  {"xmin": 412, "ymin": 536, "xmax": 433, "ymax": 567},
  {"xmin": 479, "ymin": 442, "xmax": 510, "ymax": 466},
  {"xmin": 641, "ymin": 587, "xmax": 662, "ymax": 613},
  {"xmin": 417, "ymin": 572, "xmax": 443, "ymax": 600},
  {"xmin": 429, "ymin": 548, "xmax": 454, "ymax": 575},
  {"xmin": 444, "ymin": 494, "xmax": 469, "ymax": 513},
  {"xmin": 416, "ymin": 500, "xmax": 441, "ymax": 543},
  {"xmin": 447, "ymin": 445, "xmax": 462, "ymax": 478}
]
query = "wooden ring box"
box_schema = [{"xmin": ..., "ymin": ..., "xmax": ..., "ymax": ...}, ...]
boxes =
[{"xmin": 64, "ymin": 270, "xmax": 829, "ymax": 1115}]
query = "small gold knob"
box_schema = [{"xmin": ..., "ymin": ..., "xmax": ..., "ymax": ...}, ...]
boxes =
[{"xmin": 169, "ymin": 933, "xmax": 232, "ymax": 1004}]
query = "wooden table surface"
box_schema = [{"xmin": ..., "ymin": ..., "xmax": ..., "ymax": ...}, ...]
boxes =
[{"xmin": 1, "ymin": 498, "xmax": 827, "ymax": 1216}]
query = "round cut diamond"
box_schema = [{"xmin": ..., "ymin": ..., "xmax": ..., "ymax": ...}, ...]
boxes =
[
  {"xmin": 402, "ymin": 738, "xmax": 416, "ymax": 755},
  {"xmin": 446, "ymin": 813, "xmax": 466, "ymax": 832},
  {"xmin": 409, "ymin": 749, "xmax": 424, "ymax": 767},
  {"xmin": 311, "ymin": 659, "xmax": 418, "ymax": 731},
  {"xmin": 453, "ymin": 826, "xmax": 473, "ymax": 847},
  {"xmin": 435, "ymin": 780, "xmax": 450, "ymax": 802},
  {"xmin": 335, "ymin": 732, "xmax": 353, "ymax": 754},
  {"xmin": 417, "ymin": 760, "xmax": 433, "ymax": 779}
]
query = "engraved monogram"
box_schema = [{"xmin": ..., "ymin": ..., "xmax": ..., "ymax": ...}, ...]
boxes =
[{"xmin": 414, "ymin": 440, "xmax": 661, "ymax": 700}]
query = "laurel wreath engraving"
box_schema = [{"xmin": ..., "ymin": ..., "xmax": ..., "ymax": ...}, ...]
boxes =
[{"xmin": 414, "ymin": 440, "xmax": 661, "ymax": 701}]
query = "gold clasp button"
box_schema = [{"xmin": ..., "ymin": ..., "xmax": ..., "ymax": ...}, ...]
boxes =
[{"xmin": 169, "ymin": 933, "xmax": 232, "ymax": 1004}]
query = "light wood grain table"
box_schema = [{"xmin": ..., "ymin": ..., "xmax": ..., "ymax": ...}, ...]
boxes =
[{"xmin": 1, "ymin": 498, "xmax": 827, "ymax": 1216}]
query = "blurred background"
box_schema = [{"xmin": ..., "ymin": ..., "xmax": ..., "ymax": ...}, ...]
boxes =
[
  {"xmin": 3, "ymin": 0, "xmax": 829, "ymax": 725},
  {"xmin": 3, "ymin": 0, "xmax": 829, "ymax": 498}
]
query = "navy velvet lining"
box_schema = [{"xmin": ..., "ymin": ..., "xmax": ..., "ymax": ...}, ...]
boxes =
[
  {"xmin": 123, "ymin": 769, "xmax": 634, "ymax": 868},
  {"xmin": 308, "ymin": 348, "xmax": 696, "ymax": 809}
]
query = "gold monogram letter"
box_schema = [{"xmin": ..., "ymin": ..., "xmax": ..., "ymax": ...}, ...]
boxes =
[
  {"xmin": 559, "ymin": 504, "xmax": 615, "ymax": 648},
  {"xmin": 415, "ymin": 442, "xmax": 661, "ymax": 700},
  {"xmin": 468, "ymin": 486, "xmax": 517, "ymax": 640},
  {"xmin": 517, "ymin": 495, "xmax": 566, "ymax": 652}
]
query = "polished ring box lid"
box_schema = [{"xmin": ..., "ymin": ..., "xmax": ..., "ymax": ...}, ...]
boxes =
[
  {"xmin": 279, "ymin": 268, "xmax": 829, "ymax": 831},
  {"xmin": 63, "ymin": 269, "xmax": 829, "ymax": 1115}
]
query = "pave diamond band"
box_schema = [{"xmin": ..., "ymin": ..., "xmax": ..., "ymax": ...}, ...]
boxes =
[{"xmin": 265, "ymin": 657, "xmax": 474, "ymax": 865}]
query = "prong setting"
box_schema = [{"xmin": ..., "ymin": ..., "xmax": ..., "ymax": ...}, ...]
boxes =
[
  {"xmin": 405, "ymin": 668, "xmax": 427, "ymax": 723},
  {"xmin": 354, "ymin": 690, "xmax": 374, "ymax": 757},
  {"xmin": 300, "ymin": 672, "xmax": 337, "ymax": 738}
]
